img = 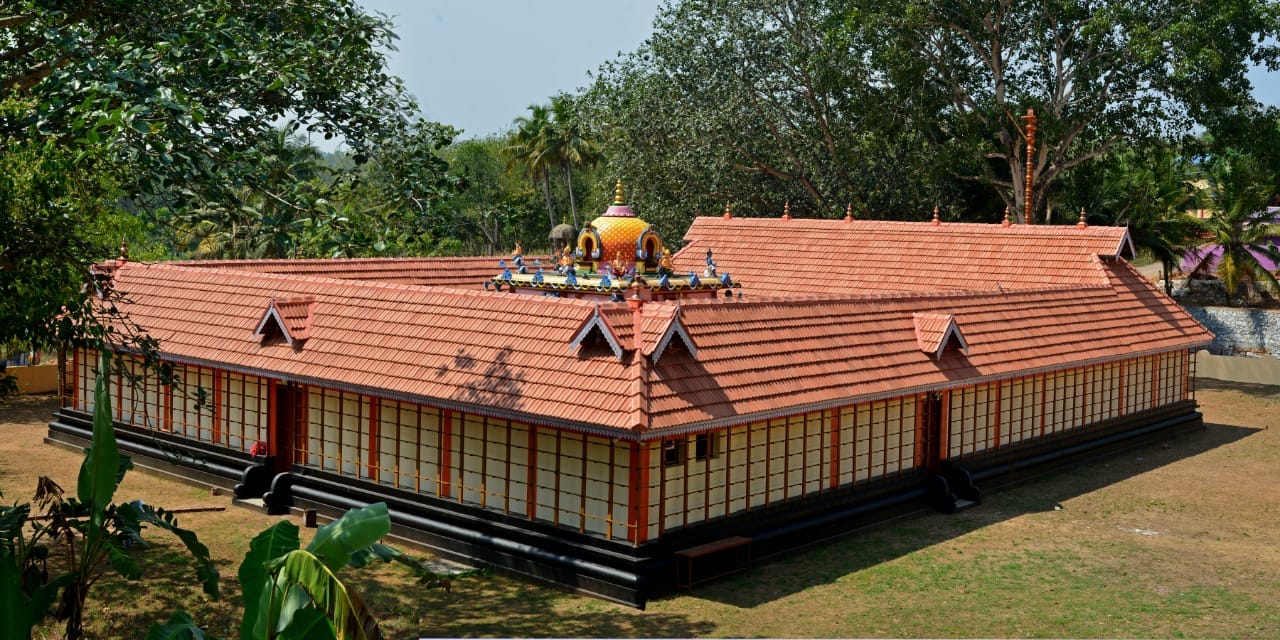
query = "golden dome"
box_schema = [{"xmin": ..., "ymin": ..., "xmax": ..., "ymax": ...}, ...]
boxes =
[{"xmin": 576, "ymin": 181, "xmax": 664, "ymax": 272}]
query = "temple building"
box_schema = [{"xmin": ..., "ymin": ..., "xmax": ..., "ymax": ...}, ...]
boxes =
[{"xmin": 50, "ymin": 185, "xmax": 1212, "ymax": 606}]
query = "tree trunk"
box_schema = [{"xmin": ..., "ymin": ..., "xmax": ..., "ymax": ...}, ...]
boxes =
[
  {"xmin": 541, "ymin": 172, "xmax": 554, "ymax": 230},
  {"xmin": 564, "ymin": 162, "xmax": 578, "ymax": 228},
  {"xmin": 1163, "ymin": 258, "xmax": 1174, "ymax": 296}
]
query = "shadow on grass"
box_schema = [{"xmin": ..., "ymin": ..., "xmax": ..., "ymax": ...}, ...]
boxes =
[
  {"xmin": 354, "ymin": 568, "xmax": 716, "ymax": 638},
  {"xmin": 1197, "ymin": 377, "xmax": 1280, "ymax": 400},
  {"xmin": 667, "ymin": 421, "xmax": 1261, "ymax": 610}
]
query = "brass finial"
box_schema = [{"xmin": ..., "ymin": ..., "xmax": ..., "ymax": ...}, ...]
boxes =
[
  {"xmin": 1001, "ymin": 206, "xmax": 1011, "ymax": 227},
  {"xmin": 723, "ymin": 200, "xmax": 733, "ymax": 219},
  {"xmin": 931, "ymin": 206, "xmax": 941, "ymax": 225},
  {"xmin": 613, "ymin": 179, "xmax": 625, "ymax": 205},
  {"xmin": 1076, "ymin": 206, "xmax": 1088, "ymax": 228},
  {"xmin": 844, "ymin": 203, "xmax": 853, "ymax": 222},
  {"xmin": 119, "ymin": 238, "xmax": 129, "ymax": 263},
  {"xmin": 782, "ymin": 201, "xmax": 791, "ymax": 220}
]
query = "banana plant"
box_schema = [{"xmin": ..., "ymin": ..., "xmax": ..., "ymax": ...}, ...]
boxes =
[
  {"xmin": 237, "ymin": 502, "xmax": 397, "ymax": 640},
  {"xmin": 0, "ymin": 351, "xmax": 219, "ymax": 639}
]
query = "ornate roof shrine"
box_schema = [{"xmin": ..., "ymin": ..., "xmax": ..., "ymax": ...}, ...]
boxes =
[{"xmin": 491, "ymin": 181, "xmax": 739, "ymax": 302}]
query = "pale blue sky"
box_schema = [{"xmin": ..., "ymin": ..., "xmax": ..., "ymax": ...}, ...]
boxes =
[
  {"xmin": 352, "ymin": 1, "xmax": 1278, "ymax": 143},
  {"xmin": 356, "ymin": 0, "xmax": 663, "ymax": 140}
]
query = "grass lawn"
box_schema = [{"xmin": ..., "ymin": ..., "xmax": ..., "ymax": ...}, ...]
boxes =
[{"xmin": 3, "ymin": 379, "xmax": 1279, "ymax": 638}]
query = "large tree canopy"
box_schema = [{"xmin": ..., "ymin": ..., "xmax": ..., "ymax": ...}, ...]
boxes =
[
  {"xmin": 585, "ymin": 0, "xmax": 972, "ymax": 237},
  {"xmin": 881, "ymin": 0, "xmax": 1280, "ymax": 222},
  {"xmin": 585, "ymin": 0, "xmax": 1280, "ymax": 232},
  {"xmin": 1, "ymin": 0, "xmax": 416, "ymax": 205},
  {"xmin": 0, "ymin": 0, "xmax": 420, "ymax": 356}
]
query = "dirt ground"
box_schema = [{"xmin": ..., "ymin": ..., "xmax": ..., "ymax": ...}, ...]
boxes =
[{"xmin": 2, "ymin": 379, "xmax": 1279, "ymax": 638}]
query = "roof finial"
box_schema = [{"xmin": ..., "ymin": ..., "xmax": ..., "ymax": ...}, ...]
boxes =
[
  {"xmin": 782, "ymin": 201, "xmax": 791, "ymax": 220},
  {"xmin": 844, "ymin": 203, "xmax": 853, "ymax": 222},
  {"xmin": 723, "ymin": 200, "xmax": 733, "ymax": 219},
  {"xmin": 1076, "ymin": 206, "xmax": 1088, "ymax": 228},
  {"xmin": 931, "ymin": 206, "xmax": 941, "ymax": 226},
  {"xmin": 1001, "ymin": 206, "xmax": 1011, "ymax": 227},
  {"xmin": 613, "ymin": 179, "xmax": 625, "ymax": 205},
  {"xmin": 119, "ymin": 238, "xmax": 129, "ymax": 263}
]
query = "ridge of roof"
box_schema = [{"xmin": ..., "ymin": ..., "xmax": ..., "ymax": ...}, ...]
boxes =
[{"xmin": 113, "ymin": 261, "xmax": 606, "ymax": 312}]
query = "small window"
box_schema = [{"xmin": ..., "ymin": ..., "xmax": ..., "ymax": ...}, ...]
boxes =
[
  {"xmin": 695, "ymin": 433, "xmax": 719, "ymax": 461},
  {"xmin": 662, "ymin": 438, "xmax": 685, "ymax": 467}
]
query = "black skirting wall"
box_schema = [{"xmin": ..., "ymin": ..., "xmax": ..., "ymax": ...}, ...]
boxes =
[{"xmin": 48, "ymin": 401, "xmax": 1203, "ymax": 608}]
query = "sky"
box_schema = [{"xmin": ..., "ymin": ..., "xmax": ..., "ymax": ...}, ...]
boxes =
[
  {"xmin": 352, "ymin": 0, "xmax": 663, "ymax": 143},
  {"xmin": 346, "ymin": 1, "xmax": 1279, "ymax": 148}
]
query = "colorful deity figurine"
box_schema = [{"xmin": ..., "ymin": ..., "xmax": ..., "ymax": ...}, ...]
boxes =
[
  {"xmin": 512, "ymin": 242, "xmax": 528, "ymax": 274},
  {"xmin": 557, "ymin": 245, "xmax": 575, "ymax": 275},
  {"xmin": 611, "ymin": 251, "xmax": 627, "ymax": 277},
  {"xmin": 703, "ymin": 248, "xmax": 717, "ymax": 278},
  {"xmin": 658, "ymin": 248, "xmax": 674, "ymax": 276}
]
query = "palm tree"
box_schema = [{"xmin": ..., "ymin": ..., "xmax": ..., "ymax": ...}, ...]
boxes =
[
  {"xmin": 1185, "ymin": 156, "xmax": 1280, "ymax": 303},
  {"xmin": 503, "ymin": 104, "xmax": 559, "ymax": 229},
  {"xmin": 176, "ymin": 127, "xmax": 324, "ymax": 258},
  {"xmin": 1102, "ymin": 147, "xmax": 1204, "ymax": 295},
  {"xmin": 550, "ymin": 95, "xmax": 603, "ymax": 228}
]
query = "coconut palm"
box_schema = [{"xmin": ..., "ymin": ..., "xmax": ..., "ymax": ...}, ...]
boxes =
[
  {"xmin": 550, "ymin": 95, "xmax": 603, "ymax": 228},
  {"xmin": 503, "ymin": 104, "xmax": 559, "ymax": 229},
  {"xmin": 1102, "ymin": 147, "xmax": 1204, "ymax": 295},
  {"xmin": 1185, "ymin": 156, "xmax": 1280, "ymax": 303}
]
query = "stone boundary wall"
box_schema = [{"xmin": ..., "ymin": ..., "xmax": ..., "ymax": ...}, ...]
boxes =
[
  {"xmin": 1183, "ymin": 305, "xmax": 1280, "ymax": 358},
  {"xmin": 1195, "ymin": 351, "xmax": 1280, "ymax": 385}
]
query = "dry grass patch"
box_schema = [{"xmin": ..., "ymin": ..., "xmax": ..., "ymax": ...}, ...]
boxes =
[{"xmin": 3, "ymin": 381, "xmax": 1278, "ymax": 638}]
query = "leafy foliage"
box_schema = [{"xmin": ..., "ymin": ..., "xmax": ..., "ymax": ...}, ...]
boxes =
[
  {"xmin": 234, "ymin": 503, "xmax": 405, "ymax": 640},
  {"xmin": 0, "ymin": 352, "xmax": 218, "ymax": 640},
  {"xmin": 1186, "ymin": 155, "xmax": 1280, "ymax": 302}
]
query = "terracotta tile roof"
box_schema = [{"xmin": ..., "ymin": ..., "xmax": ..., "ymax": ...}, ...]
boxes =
[
  {"xmin": 675, "ymin": 217, "xmax": 1135, "ymax": 296},
  {"xmin": 643, "ymin": 259, "xmax": 1211, "ymax": 429},
  {"xmin": 912, "ymin": 312, "xmax": 966, "ymax": 358},
  {"xmin": 173, "ymin": 256, "xmax": 531, "ymax": 289},
  {"xmin": 253, "ymin": 296, "xmax": 315, "ymax": 345},
  {"xmin": 105, "ymin": 263, "xmax": 634, "ymax": 432},
  {"xmin": 102, "ymin": 252, "xmax": 1210, "ymax": 435}
]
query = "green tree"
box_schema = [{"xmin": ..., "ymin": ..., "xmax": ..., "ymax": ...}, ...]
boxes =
[
  {"xmin": 549, "ymin": 95, "xmax": 604, "ymax": 228},
  {"xmin": 0, "ymin": 352, "xmax": 218, "ymax": 640},
  {"xmin": 872, "ymin": 0, "xmax": 1280, "ymax": 222},
  {"xmin": 583, "ymin": 0, "xmax": 971, "ymax": 240},
  {"xmin": 177, "ymin": 128, "xmax": 329, "ymax": 259},
  {"xmin": 1186, "ymin": 155, "xmax": 1280, "ymax": 303},
  {"xmin": 1067, "ymin": 145, "xmax": 1204, "ymax": 294},
  {"xmin": 0, "ymin": 0, "xmax": 420, "ymax": 352},
  {"xmin": 503, "ymin": 104, "xmax": 561, "ymax": 230}
]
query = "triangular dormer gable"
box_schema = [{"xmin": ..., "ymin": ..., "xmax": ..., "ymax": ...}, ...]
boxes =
[
  {"xmin": 569, "ymin": 307, "xmax": 625, "ymax": 360},
  {"xmin": 913, "ymin": 312, "xmax": 969, "ymax": 359},
  {"xmin": 253, "ymin": 296, "xmax": 315, "ymax": 347},
  {"xmin": 1112, "ymin": 230, "xmax": 1137, "ymax": 260},
  {"xmin": 647, "ymin": 312, "xmax": 697, "ymax": 363}
]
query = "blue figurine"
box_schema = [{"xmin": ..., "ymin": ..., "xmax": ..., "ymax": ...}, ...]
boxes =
[
  {"xmin": 659, "ymin": 272, "xmax": 671, "ymax": 290},
  {"xmin": 532, "ymin": 267, "xmax": 544, "ymax": 284},
  {"xmin": 600, "ymin": 274, "xmax": 612, "ymax": 288},
  {"xmin": 720, "ymin": 272, "xmax": 732, "ymax": 288},
  {"xmin": 565, "ymin": 270, "xmax": 577, "ymax": 286},
  {"xmin": 688, "ymin": 272, "xmax": 701, "ymax": 288},
  {"xmin": 501, "ymin": 267, "xmax": 512, "ymax": 281}
]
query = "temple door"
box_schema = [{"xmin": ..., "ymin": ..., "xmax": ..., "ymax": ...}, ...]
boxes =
[
  {"xmin": 272, "ymin": 382, "xmax": 303, "ymax": 473},
  {"xmin": 917, "ymin": 392, "xmax": 946, "ymax": 474}
]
